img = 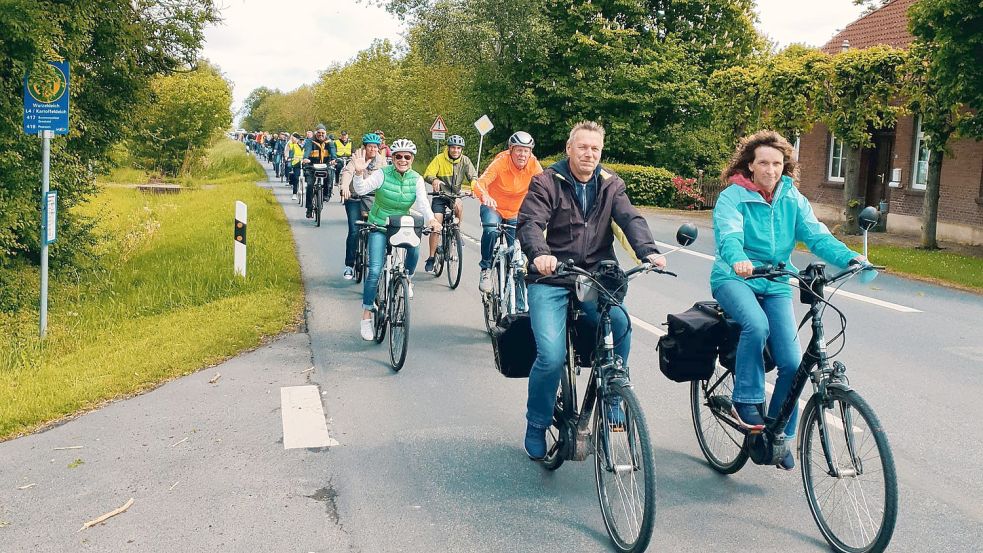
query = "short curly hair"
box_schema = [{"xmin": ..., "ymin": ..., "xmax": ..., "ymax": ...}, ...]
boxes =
[{"xmin": 721, "ymin": 130, "xmax": 799, "ymax": 184}]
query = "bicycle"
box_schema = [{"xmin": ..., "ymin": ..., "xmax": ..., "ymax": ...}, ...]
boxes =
[
  {"xmin": 309, "ymin": 163, "xmax": 332, "ymax": 227},
  {"xmin": 689, "ymin": 209, "xmax": 897, "ymax": 553},
  {"xmin": 336, "ymin": 156, "xmax": 351, "ymax": 202},
  {"xmin": 358, "ymin": 218, "xmax": 433, "ymax": 372},
  {"xmin": 428, "ymin": 192, "xmax": 467, "ymax": 290},
  {"xmin": 481, "ymin": 222, "xmax": 526, "ymax": 333},
  {"xmin": 538, "ymin": 257, "xmax": 680, "ymax": 553}
]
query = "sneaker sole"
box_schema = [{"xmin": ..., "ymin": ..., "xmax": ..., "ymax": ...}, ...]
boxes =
[{"xmin": 729, "ymin": 407, "xmax": 766, "ymax": 433}]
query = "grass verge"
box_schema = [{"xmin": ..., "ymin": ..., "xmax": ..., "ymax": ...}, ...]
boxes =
[
  {"xmin": 0, "ymin": 139, "xmax": 303, "ymax": 440},
  {"xmin": 839, "ymin": 238, "xmax": 983, "ymax": 293}
]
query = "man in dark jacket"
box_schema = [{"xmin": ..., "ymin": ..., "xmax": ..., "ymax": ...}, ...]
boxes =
[{"xmin": 516, "ymin": 120, "xmax": 667, "ymax": 460}]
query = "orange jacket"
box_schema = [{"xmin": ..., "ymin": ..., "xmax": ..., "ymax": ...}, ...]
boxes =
[{"xmin": 473, "ymin": 150, "xmax": 544, "ymax": 219}]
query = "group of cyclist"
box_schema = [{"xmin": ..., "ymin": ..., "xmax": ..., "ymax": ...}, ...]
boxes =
[{"xmin": 251, "ymin": 122, "xmax": 867, "ymax": 472}]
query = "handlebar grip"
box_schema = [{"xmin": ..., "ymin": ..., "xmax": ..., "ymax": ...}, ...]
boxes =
[{"xmin": 752, "ymin": 264, "xmax": 774, "ymax": 275}]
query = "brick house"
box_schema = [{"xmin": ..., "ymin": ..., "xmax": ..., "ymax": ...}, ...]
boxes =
[{"xmin": 796, "ymin": 0, "xmax": 983, "ymax": 244}]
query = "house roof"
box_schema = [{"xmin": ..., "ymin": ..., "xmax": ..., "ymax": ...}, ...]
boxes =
[{"xmin": 820, "ymin": 0, "xmax": 916, "ymax": 54}]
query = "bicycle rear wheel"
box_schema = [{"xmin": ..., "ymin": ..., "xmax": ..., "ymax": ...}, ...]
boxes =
[
  {"xmin": 446, "ymin": 229, "xmax": 463, "ymax": 289},
  {"xmin": 691, "ymin": 364, "xmax": 750, "ymax": 474},
  {"xmin": 594, "ymin": 384, "xmax": 656, "ymax": 553},
  {"xmin": 482, "ymin": 273, "xmax": 501, "ymax": 334},
  {"xmin": 388, "ymin": 275, "xmax": 410, "ymax": 371},
  {"xmin": 373, "ymin": 272, "xmax": 388, "ymax": 344},
  {"xmin": 800, "ymin": 388, "xmax": 897, "ymax": 553},
  {"xmin": 354, "ymin": 232, "xmax": 366, "ymax": 284}
]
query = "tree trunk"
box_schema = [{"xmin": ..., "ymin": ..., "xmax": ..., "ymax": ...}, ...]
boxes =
[
  {"xmin": 920, "ymin": 146, "xmax": 945, "ymax": 249},
  {"xmin": 842, "ymin": 145, "xmax": 864, "ymax": 234}
]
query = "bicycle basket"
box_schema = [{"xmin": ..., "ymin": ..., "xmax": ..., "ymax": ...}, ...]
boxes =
[
  {"xmin": 490, "ymin": 313, "xmax": 536, "ymax": 378},
  {"xmin": 386, "ymin": 215, "xmax": 423, "ymax": 248}
]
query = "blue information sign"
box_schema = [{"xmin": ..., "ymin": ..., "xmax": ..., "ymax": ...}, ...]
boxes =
[{"xmin": 23, "ymin": 61, "xmax": 70, "ymax": 135}]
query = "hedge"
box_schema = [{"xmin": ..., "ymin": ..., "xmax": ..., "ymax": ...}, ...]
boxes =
[{"xmin": 538, "ymin": 156, "xmax": 679, "ymax": 208}]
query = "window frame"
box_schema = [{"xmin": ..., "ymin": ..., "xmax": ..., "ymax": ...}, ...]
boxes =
[
  {"xmin": 826, "ymin": 133, "xmax": 845, "ymax": 183},
  {"xmin": 911, "ymin": 115, "xmax": 930, "ymax": 191}
]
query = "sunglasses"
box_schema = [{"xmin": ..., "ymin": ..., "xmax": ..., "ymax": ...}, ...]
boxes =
[{"xmin": 393, "ymin": 153, "xmax": 413, "ymax": 161}]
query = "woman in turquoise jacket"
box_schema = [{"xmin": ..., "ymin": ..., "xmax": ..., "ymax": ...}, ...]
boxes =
[{"xmin": 711, "ymin": 130, "xmax": 863, "ymax": 470}]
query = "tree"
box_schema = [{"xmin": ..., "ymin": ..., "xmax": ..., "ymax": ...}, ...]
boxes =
[
  {"xmin": 907, "ymin": 0, "xmax": 983, "ymax": 249},
  {"xmin": 821, "ymin": 46, "xmax": 907, "ymax": 233},
  {"xmin": 240, "ymin": 86, "xmax": 276, "ymax": 130},
  {"xmin": 131, "ymin": 62, "xmax": 233, "ymax": 175},
  {"xmin": 0, "ymin": 0, "xmax": 218, "ymax": 306}
]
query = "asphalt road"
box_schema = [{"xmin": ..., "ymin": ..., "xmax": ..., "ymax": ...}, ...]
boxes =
[{"xmin": 2, "ymin": 162, "xmax": 981, "ymax": 552}]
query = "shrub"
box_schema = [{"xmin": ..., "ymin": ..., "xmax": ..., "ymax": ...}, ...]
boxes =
[
  {"xmin": 605, "ymin": 163, "xmax": 676, "ymax": 207},
  {"xmin": 671, "ymin": 175, "xmax": 705, "ymax": 209}
]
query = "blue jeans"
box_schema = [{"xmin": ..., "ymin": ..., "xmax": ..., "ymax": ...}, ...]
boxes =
[
  {"xmin": 344, "ymin": 199, "xmax": 363, "ymax": 267},
  {"xmin": 479, "ymin": 205, "xmax": 515, "ymax": 270},
  {"xmin": 362, "ymin": 231, "xmax": 419, "ymax": 310},
  {"xmin": 525, "ymin": 283, "xmax": 631, "ymax": 429},
  {"xmin": 713, "ymin": 280, "xmax": 803, "ymax": 438}
]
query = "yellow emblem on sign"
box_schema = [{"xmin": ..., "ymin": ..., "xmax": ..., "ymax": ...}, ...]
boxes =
[{"xmin": 28, "ymin": 65, "xmax": 68, "ymax": 104}]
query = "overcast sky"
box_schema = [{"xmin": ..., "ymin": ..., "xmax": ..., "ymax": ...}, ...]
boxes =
[{"xmin": 203, "ymin": 0, "xmax": 870, "ymax": 120}]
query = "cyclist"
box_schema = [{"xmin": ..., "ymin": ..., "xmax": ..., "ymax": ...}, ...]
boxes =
[
  {"xmin": 334, "ymin": 130, "xmax": 353, "ymax": 183},
  {"xmin": 271, "ymin": 132, "xmax": 285, "ymax": 178},
  {"xmin": 422, "ymin": 134, "xmax": 477, "ymax": 273},
  {"xmin": 339, "ymin": 133, "xmax": 387, "ymax": 280},
  {"xmin": 303, "ymin": 125, "xmax": 333, "ymax": 219},
  {"xmin": 517, "ymin": 121, "xmax": 666, "ymax": 460},
  {"xmin": 286, "ymin": 132, "xmax": 304, "ymax": 201},
  {"xmin": 473, "ymin": 131, "xmax": 543, "ymax": 294},
  {"xmin": 350, "ymin": 139, "xmax": 440, "ymax": 340},
  {"xmin": 711, "ymin": 130, "xmax": 864, "ymax": 470},
  {"xmin": 376, "ymin": 130, "xmax": 392, "ymax": 164}
]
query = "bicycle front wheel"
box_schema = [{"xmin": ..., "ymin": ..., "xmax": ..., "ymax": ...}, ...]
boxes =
[
  {"xmin": 691, "ymin": 364, "xmax": 749, "ymax": 474},
  {"xmin": 373, "ymin": 273, "xmax": 387, "ymax": 344},
  {"xmin": 446, "ymin": 229, "xmax": 463, "ymax": 289},
  {"xmin": 354, "ymin": 233, "xmax": 366, "ymax": 284},
  {"xmin": 594, "ymin": 384, "xmax": 656, "ymax": 553},
  {"xmin": 800, "ymin": 387, "xmax": 898, "ymax": 553},
  {"xmin": 314, "ymin": 187, "xmax": 324, "ymax": 227},
  {"xmin": 388, "ymin": 275, "xmax": 411, "ymax": 371},
  {"xmin": 433, "ymin": 232, "xmax": 445, "ymax": 277}
]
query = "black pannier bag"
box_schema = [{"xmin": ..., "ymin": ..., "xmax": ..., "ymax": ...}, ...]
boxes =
[
  {"xmin": 490, "ymin": 313, "xmax": 537, "ymax": 378},
  {"xmin": 657, "ymin": 301, "xmax": 727, "ymax": 382},
  {"xmin": 658, "ymin": 301, "xmax": 777, "ymax": 382}
]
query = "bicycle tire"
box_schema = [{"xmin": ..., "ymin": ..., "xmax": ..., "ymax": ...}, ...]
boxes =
[
  {"xmin": 354, "ymin": 232, "xmax": 366, "ymax": 284},
  {"xmin": 433, "ymin": 230, "xmax": 445, "ymax": 278},
  {"xmin": 800, "ymin": 387, "xmax": 898, "ymax": 553},
  {"xmin": 594, "ymin": 384, "xmax": 657, "ymax": 553},
  {"xmin": 373, "ymin": 272, "xmax": 387, "ymax": 344},
  {"xmin": 690, "ymin": 365, "xmax": 750, "ymax": 474},
  {"xmin": 388, "ymin": 275, "xmax": 410, "ymax": 371},
  {"xmin": 446, "ymin": 229, "xmax": 463, "ymax": 289},
  {"xmin": 543, "ymin": 353, "xmax": 575, "ymax": 471},
  {"xmin": 315, "ymin": 185, "xmax": 324, "ymax": 227}
]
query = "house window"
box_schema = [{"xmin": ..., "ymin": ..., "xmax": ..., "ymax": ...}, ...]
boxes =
[
  {"xmin": 912, "ymin": 115, "xmax": 930, "ymax": 191},
  {"xmin": 827, "ymin": 134, "xmax": 845, "ymax": 182}
]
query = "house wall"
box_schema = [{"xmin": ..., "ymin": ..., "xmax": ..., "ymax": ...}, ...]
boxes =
[{"xmin": 797, "ymin": 117, "xmax": 983, "ymax": 244}]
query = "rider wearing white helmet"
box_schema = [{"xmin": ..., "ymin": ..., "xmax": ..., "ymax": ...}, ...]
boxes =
[{"xmin": 351, "ymin": 138, "xmax": 441, "ymax": 340}]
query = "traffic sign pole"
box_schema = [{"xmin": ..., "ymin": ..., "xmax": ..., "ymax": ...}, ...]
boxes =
[
  {"xmin": 40, "ymin": 129, "xmax": 52, "ymax": 338},
  {"xmin": 473, "ymin": 115, "xmax": 494, "ymax": 173}
]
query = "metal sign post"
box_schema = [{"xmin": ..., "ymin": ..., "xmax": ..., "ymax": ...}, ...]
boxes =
[
  {"xmin": 473, "ymin": 115, "xmax": 494, "ymax": 173},
  {"xmin": 24, "ymin": 60, "xmax": 70, "ymax": 338},
  {"xmin": 430, "ymin": 115, "xmax": 447, "ymax": 155}
]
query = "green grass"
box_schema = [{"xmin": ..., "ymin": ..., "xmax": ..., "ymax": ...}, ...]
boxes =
[
  {"xmin": 846, "ymin": 241, "xmax": 983, "ymax": 293},
  {"xmin": 0, "ymin": 139, "xmax": 303, "ymax": 440}
]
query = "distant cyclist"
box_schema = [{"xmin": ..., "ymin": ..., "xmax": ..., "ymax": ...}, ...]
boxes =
[
  {"xmin": 339, "ymin": 133, "xmax": 387, "ymax": 280},
  {"xmin": 472, "ymin": 131, "xmax": 543, "ymax": 293},
  {"xmin": 334, "ymin": 130, "xmax": 353, "ymax": 183},
  {"xmin": 286, "ymin": 133, "xmax": 304, "ymax": 201},
  {"xmin": 303, "ymin": 125, "xmax": 333, "ymax": 219},
  {"xmin": 422, "ymin": 134, "xmax": 477, "ymax": 273},
  {"xmin": 350, "ymin": 139, "xmax": 440, "ymax": 340}
]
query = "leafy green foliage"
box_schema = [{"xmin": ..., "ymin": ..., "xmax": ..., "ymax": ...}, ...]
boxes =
[
  {"xmin": 130, "ymin": 62, "xmax": 233, "ymax": 175},
  {"xmin": 822, "ymin": 46, "xmax": 907, "ymax": 148},
  {"xmin": 0, "ymin": 0, "xmax": 218, "ymax": 292},
  {"xmin": 607, "ymin": 163, "xmax": 676, "ymax": 207}
]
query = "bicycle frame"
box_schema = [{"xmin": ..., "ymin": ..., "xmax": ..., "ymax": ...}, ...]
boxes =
[{"xmin": 489, "ymin": 223, "xmax": 526, "ymax": 316}]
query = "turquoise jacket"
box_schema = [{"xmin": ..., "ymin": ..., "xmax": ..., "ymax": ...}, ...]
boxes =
[{"xmin": 711, "ymin": 176, "xmax": 858, "ymax": 296}]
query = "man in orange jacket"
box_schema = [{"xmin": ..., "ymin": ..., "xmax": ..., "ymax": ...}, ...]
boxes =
[{"xmin": 472, "ymin": 131, "xmax": 543, "ymax": 293}]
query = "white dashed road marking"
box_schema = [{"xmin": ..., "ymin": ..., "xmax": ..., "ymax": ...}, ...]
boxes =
[{"xmin": 280, "ymin": 385, "xmax": 337, "ymax": 449}]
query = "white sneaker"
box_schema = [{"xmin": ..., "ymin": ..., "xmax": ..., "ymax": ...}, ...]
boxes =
[
  {"xmin": 407, "ymin": 282, "xmax": 414, "ymax": 299},
  {"xmin": 360, "ymin": 318, "xmax": 374, "ymax": 341},
  {"xmin": 479, "ymin": 269, "xmax": 493, "ymax": 293},
  {"xmin": 343, "ymin": 267, "xmax": 354, "ymax": 280},
  {"xmin": 291, "ymin": 194, "xmax": 298, "ymax": 201}
]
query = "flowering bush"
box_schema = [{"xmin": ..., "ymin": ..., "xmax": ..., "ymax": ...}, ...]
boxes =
[{"xmin": 672, "ymin": 176, "xmax": 704, "ymax": 210}]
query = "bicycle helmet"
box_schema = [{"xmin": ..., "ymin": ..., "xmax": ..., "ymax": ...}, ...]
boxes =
[
  {"xmin": 389, "ymin": 138, "xmax": 417, "ymax": 155},
  {"xmin": 361, "ymin": 133, "xmax": 382, "ymax": 145},
  {"xmin": 507, "ymin": 131, "xmax": 535, "ymax": 149},
  {"xmin": 447, "ymin": 135, "xmax": 465, "ymax": 147}
]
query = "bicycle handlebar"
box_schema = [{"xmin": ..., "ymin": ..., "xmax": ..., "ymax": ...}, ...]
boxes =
[
  {"xmin": 354, "ymin": 221, "xmax": 436, "ymax": 234},
  {"xmin": 746, "ymin": 260, "xmax": 882, "ymax": 284}
]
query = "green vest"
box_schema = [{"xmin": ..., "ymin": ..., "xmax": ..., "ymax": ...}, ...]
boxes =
[{"xmin": 368, "ymin": 166, "xmax": 420, "ymax": 225}]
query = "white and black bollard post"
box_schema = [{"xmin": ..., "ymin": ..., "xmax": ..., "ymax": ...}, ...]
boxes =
[{"xmin": 234, "ymin": 201, "xmax": 247, "ymax": 277}]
